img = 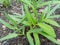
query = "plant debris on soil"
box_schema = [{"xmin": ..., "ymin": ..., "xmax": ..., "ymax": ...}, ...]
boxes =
[{"xmin": 0, "ymin": 0, "xmax": 60, "ymax": 45}]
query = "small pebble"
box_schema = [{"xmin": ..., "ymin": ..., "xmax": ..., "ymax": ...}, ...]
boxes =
[
  {"xmin": 3, "ymin": 31, "xmax": 6, "ymax": 34},
  {"xmin": 57, "ymin": 39, "xmax": 60, "ymax": 43},
  {"xmin": 2, "ymin": 25, "xmax": 6, "ymax": 30},
  {"xmin": 2, "ymin": 41, "xmax": 9, "ymax": 45},
  {"xmin": 0, "ymin": 43, "xmax": 2, "ymax": 45}
]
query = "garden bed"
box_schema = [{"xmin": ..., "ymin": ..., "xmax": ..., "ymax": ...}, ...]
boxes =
[{"xmin": 0, "ymin": 0, "xmax": 60, "ymax": 45}]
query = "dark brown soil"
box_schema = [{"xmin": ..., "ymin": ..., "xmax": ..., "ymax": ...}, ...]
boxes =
[{"xmin": 0, "ymin": 0, "xmax": 60, "ymax": 45}]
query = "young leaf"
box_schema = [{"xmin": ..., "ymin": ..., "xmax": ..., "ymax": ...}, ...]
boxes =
[
  {"xmin": 31, "ymin": 4, "xmax": 38, "ymax": 20},
  {"xmin": 0, "ymin": 33, "xmax": 18, "ymax": 41},
  {"xmin": 17, "ymin": 16, "xmax": 26, "ymax": 24},
  {"xmin": 38, "ymin": 23, "xmax": 56, "ymax": 38},
  {"xmin": 13, "ymin": 13, "xmax": 25, "ymax": 18},
  {"xmin": 27, "ymin": 32, "xmax": 34, "ymax": 45},
  {"xmin": 9, "ymin": 15, "xmax": 21, "ymax": 22},
  {"xmin": 24, "ymin": 4, "xmax": 36, "ymax": 25},
  {"xmin": 37, "ymin": 1, "xmax": 60, "ymax": 8},
  {"xmin": 0, "ymin": 19, "xmax": 14, "ymax": 29},
  {"xmin": 44, "ymin": 19, "xmax": 60, "ymax": 27},
  {"xmin": 40, "ymin": 5, "xmax": 51, "ymax": 22},
  {"xmin": 33, "ymin": 33, "xmax": 40, "ymax": 45},
  {"xmin": 46, "ymin": 4, "xmax": 60, "ymax": 18},
  {"xmin": 48, "ymin": 15, "xmax": 60, "ymax": 18}
]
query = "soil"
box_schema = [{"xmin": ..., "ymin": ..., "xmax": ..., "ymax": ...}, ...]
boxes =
[{"xmin": 0, "ymin": 0, "xmax": 60, "ymax": 45}]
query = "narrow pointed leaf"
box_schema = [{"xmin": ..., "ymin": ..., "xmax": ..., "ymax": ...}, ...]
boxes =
[
  {"xmin": 48, "ymin": 15, "xmax": 60, "ymax": 18},
  {"xmin": 17, "ymin": 16, "xmax": 26, "ymax": 24},
  {"xmin": 44, "ymin": 19, "xmax": 60, "ymax": 27},
  {"xmin": 33, "ymin": 33, "xmax": 40, "ymax": 45},
  {"xmin": 22, "ymin": 21, "xmax": 30, "ymax": 26},
  {"xmin": 46, "ymin": 4, "xmax": 60, "ymax": 18},
  {"xmin": 9, "ymin": 15, "xmax": 21, "ymax": 22},
  {"xmin": 5, "ymin": 13, "xmax": 17, "ymax": 27},
  {"xmin": 0, "ymin": 19, "xmax": 14, "ymax": 29},
  {"xmin": 27, "ymin": 32, "xmax": 34, "ymax": 45},
  {"xmin": 40, "ymin": 6, "xmax": 51, "ymax": 22},
  {"xmin": 37, "ymin": 1, "xmax": 60, "ymax": 8},
  {"xmin": 0, "ymin": 33, "xmax": 18, "ymax": 41}
]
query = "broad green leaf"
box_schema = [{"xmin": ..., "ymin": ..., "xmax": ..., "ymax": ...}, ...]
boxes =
[
  {"xmin": 48, "ymin": 15, "xmax": 60, "ymax": 18},
  {"xmin": 33, "ymin": 33, "xmax": 40, "ymax": 45},
  {"xmin": 5, "ymin": 13, "xmax": 17, "ymax": 27},
  {"xmin": 0, "ymin": 33, "xmax": 18, "ymax": 41},
  {"xmin": 44, "ymin": 19, "xmax": 60, "ymax": 27},
  {"xmin": 27, "ymin": 28, "xmax": 60, "ymax": 45},
  {"xmin": 40, "ymin": 32, "xmax": 60, "ymax": 45},
  {"xmin": 27, "ymin": 28, "xmax": 41, "ymax": 45},
  {"xmin": 27, "ymin": 32, "xmax": 34, "ymax": 45},
  {"xmin": 0, "ymin": 19, "xmax": 14, "ymax": 29},
  {"xmin": 38, "ymin": 23, "xmax": 56, "ymax": 38}
]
